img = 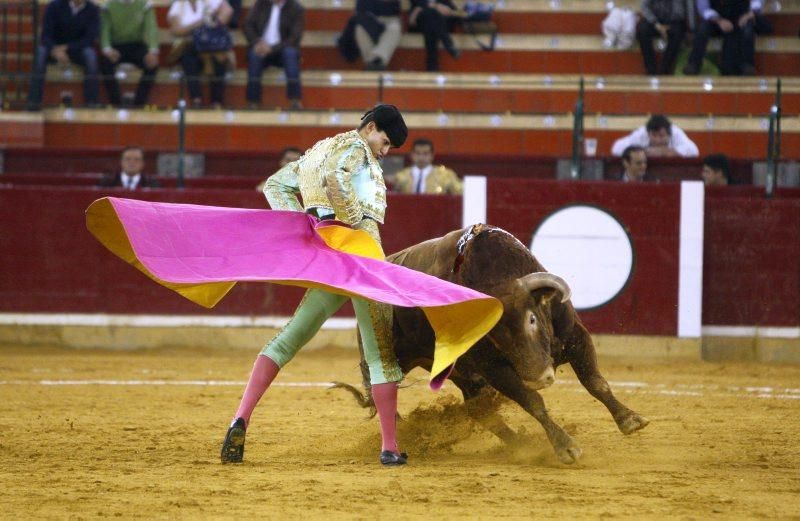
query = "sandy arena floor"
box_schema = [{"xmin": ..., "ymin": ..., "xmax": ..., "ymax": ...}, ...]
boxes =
[{"xmin": 1, "ymin": 344, "xmax": 799, "ymax": 519}]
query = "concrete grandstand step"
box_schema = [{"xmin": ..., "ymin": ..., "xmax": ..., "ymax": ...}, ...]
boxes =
[
  {"xmin": 3, "ymin": 107, "xmax": 797, "ymax": 159},
  {"xmin": 32, "ymin": 68, "xmax": 800, "ymax": 116}
]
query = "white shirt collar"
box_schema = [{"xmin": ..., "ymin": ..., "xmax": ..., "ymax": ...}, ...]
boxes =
[
  {"xmin": 69, "ymin": 0, "xmax": 86, "ymax": 14},
  {"xmin": 622, "ymin": 172, "xmax": 643, "ymax": 183},
  {"xmin": 121, "ymin": 172, "xmax": 142, "ymax": 189}
]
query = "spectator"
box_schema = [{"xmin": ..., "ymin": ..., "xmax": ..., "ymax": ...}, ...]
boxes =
[
  {"xmin": 636, "ymin": 0, "xmax": 687, "ymax": 76},
  {"xmin": 393, "ymin": 138, "xmax": 463, "ymax": 194},
  {"xmin": 408, "ymin": 0, "xmax": 461, "ymax": 71},
  {"xmin": 701, "ymin": 153, "xmax": 730, "ymax": 186},
  {"xmin": 243, "ymin": 0, "xmax": 304, "ymax": 110},
  {"xmin": 277, "ymin": 146, "xmax": 302, "ymax": 167},
  {"xmin": 167, "ymin": 0, "xmax": 234, "ymax": 108},
  {"xmin": 611, "ymin": 114, "xmax": 699, "ymax": 158},
  {"xmin": 99, "ymin": 0, "xmax": 160, "ymax": 107},
  {"xmin": 27, "ymin": 0, "xmax": 100, "ymax": 110},
  {"xmin": 338, "ymin": 0, "xmax": 402, "ymax": 71},
  {"xmin": 601, "ymin": 5, "xmax": 637, "ymax": 49},
  {"xmin": 97, "ymin": 146, "xmax": 160, "ymax": 189},
  {"xmin": 618, "ymin": 146, "xmax": 649, "ymax": 182},
  {"xmin": 682, "ymin": 0, "xmax": 760, "ymax": 76},
  {"xmin": 255, "ymin": 146, "xmax": 303, "ymax": 191}
]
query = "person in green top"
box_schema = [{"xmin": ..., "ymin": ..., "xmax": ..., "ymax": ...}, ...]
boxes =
[{"xmin": 99, "ymin": 0, "xmax": 160, "ymax": 107}]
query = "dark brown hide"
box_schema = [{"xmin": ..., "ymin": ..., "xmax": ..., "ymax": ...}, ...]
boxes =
[{"xmin": 350, "ymin": 225, "xmax": 649, "ymax": 464}]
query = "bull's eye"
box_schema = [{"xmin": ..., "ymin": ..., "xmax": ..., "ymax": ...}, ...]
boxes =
[{"xmin": 529, "ymin": 314, "xmax": 537, "ymax": 327}]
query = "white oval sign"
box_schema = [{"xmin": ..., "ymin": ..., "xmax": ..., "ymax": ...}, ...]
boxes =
[{"xmin": 530, "ymin": 205, "xmax": 634, "ymax": 310}]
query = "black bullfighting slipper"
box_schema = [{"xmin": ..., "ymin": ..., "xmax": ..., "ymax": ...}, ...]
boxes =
[
  {"xmin": 379, "ymin": 450, "xmax": 408, "ymax": 466},
  {"xmin": 220, "ymin": 417, "xmax": 247, "ymax": 464}
]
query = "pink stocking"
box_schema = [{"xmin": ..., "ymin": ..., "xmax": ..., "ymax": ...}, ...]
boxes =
[
  {"xmin": 372, "ymin": 382, "xmax": 399, "ymax": 453},
  {"xmin": 234, "ymin": 355, "xmax": 280, "ymax": 427}
]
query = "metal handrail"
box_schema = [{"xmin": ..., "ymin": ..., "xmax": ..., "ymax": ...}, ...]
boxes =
[
  {"xmin": 176, "ymin": 73, "xmax": 187, "ymax": 189},
  {"xmin": 570, "ymin": 76, "xmax": 585, "ymax": 180},
  {"xmin": 765, "ymin": 78, "xmax": 781, "ymax": 198}
]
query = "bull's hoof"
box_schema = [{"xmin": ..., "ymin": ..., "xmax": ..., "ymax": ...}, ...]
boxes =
[
  {"xmin": 615, "ymin": 412, "xmax": 650, "ymax": 435},
  {"xmin": 555, "ymin": 444, "xmax": 582, "ymax": 464}
]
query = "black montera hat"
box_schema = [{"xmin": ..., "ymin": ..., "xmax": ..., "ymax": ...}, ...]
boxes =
[{"xmin": 362, "ymin": 104, "xmax": 408, "ymax": 148}]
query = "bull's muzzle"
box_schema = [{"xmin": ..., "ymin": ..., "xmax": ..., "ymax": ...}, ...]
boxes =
[{"xmin": 524, "ymin": 366, "xmax": 555, "ymax": 391}]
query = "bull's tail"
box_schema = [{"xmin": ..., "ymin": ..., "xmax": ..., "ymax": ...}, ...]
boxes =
[{"xmin": 329, "ymin": 382, "xmax": 377, "ymax": 418}]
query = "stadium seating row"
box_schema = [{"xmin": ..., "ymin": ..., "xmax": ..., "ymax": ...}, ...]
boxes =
[{"xmin": 0, "ymin": 0, "xmax": 796, "ymax": 160}]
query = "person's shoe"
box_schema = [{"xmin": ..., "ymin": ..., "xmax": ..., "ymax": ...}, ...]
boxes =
[
  {"xmin": 740, "ymin": 64, "xmax": 756, "ymax": 76},
  {"xmin": 444, "ymin": 40, "xmax": 460, "ymax": 59},
  {"xmin": 379, "ymin": 450, "xmax": 408, "ymax": 466},
  {"xmin": 220, "ymin": 417, "xmax": 247, "ymax": 463},
  {"xmin": 366, "ymin": 57, "xmax": 385, "ymax": 71},
  {"xmin": 289, "ymin": 99, "xmax": 303, "ymax": 110},
  {"xmin": 682, "ymin": 62, "xmax": 700, "ymax": 75}
]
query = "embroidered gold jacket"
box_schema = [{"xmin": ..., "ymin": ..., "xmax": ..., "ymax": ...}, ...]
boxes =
[
  {"xmin": 393, "ymin": 165, "xmax": 463, "ymax": 195},
  {"xmin": 263, "ymin": 130, "xmax": 387, "ymax": 227}
]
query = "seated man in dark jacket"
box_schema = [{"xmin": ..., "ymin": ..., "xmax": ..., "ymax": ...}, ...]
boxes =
[
  {"xmin": 27, "ymin": 0, "xmax": 100, "ymax": 109},
  {"xmin": 636, "ymin": 0, "xmax": 686, "ymax": 75},
  {"xmin": 97, "ymin": 146, "xmax": 160, "ymax": 190},
  {"xmin": 244, "ymin": 0, "xmax": 305, "ymax": 109},
  {"xmin": 683, "ymin": 0, "xmax": 762, "ymax": 76},
  {"xmin": 408, "ymin": 0, "xmax": 461, "ymax": 71}
]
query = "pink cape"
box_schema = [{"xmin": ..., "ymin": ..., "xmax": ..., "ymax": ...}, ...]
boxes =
[{"xmin": 86, "ymin": 197, "xmax": 502, "ymax": 388}]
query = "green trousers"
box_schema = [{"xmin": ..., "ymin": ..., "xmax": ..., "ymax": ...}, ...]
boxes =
[{"xmin": 261, "ymin": 288, "xmax": 402, "ymax": 384}]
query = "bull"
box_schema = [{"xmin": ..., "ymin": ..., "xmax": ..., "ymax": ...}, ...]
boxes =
[{"xmin": 338, "ymin": 224, "xmax": 649, "ymax": 464}]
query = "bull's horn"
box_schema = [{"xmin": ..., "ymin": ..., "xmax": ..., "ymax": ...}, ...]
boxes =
[{"xmin": 518, "ymin": 272, "xmax": 571, "ymax": 303}]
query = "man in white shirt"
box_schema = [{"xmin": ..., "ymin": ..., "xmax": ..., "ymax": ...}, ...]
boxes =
[
  {"xmin": 97, "ymin": 146, "xmax": 160, "ymax": 189},
  {"xmin": 611, "ymin": 114, "xmax": 699, "ymax": 158},
  {"xmin": 243, "ymin": 0, "xmax": 305, "ymax": 109}
]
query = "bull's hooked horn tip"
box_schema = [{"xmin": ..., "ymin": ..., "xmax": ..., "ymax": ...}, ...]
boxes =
[{"xmin": 520, "ymin": 272, "xmax": 571, "ymax": 303}]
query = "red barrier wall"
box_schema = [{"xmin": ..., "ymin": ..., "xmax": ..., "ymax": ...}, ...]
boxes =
[
  {"xmin": 0, "ymin": 187, "xmax": 460, "ymax": 317},
  {"xmin": 704, "ymin": 188, "xmax": 800, "ymax": 326},
  {"xmin": 1, "ymin": 183, "xmax": 799, "ymax": 334},
  {"xmin": 1, "ymin": 147, "xmax": 776, "ymax": 185},
  {"xmin": 486, "ymin": 179, "xmax": 681, "ymax": 335}
]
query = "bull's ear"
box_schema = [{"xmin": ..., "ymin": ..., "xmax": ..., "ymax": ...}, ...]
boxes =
[{"xmin": 532, "ymin": 287, "xmax": 558, "ymax": 306}]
